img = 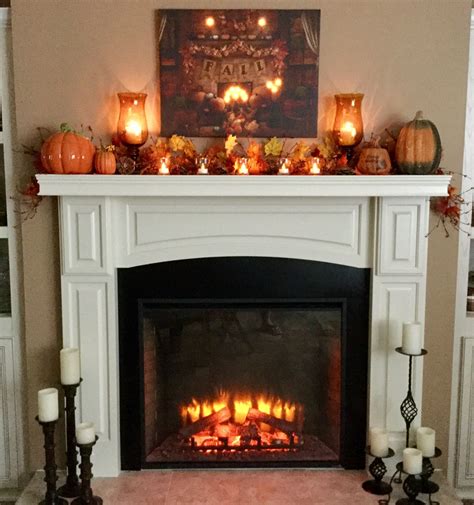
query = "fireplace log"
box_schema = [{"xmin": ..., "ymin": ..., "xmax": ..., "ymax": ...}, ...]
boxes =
[
  {"xmin": 246, "ymin": 408, "xmax": 298, "ymax": 435},
  {"xmin": 179, "ymin": 407, "xmax": 232, "ymax": 438}
]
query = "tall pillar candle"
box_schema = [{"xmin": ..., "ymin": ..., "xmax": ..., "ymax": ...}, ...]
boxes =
[
  {"xmin": 60, "ymin": 347, "xmax": 81, "ymax": 385},
  {"xmin": 417, "ymin": 427, "xmax": 435, "ymax": 457},
  {"xmin": 403, "ymin": 448, "xmax": 423, "ymax": 474},
  {"xmin": 38, "ymin": 388, "xmax": 59, "ymax": 422},
  {"xmin": 369, "ymin": 427, "xmax": 389, "ymax": 457},
  {"xmin": 402, "ymin": 322, "xmax": 422, "ymax": 355}
]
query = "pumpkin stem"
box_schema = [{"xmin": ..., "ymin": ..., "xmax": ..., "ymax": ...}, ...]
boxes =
[
  {"xmin": 60, "ymin": 122, "xmax": 75, "ymax": 133},
  {"xmin": 414, "ymin": 111, "xmax": 424, "ymax": 121}
]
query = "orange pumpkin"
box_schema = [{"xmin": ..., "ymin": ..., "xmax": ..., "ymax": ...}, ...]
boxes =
[
  {"xmin": 94, "ymin": 150, "xmax": 117, "ymax": 174},
  {"xmin": 40, "ymin": 125, "xmax": 95, "ymax": 174}
]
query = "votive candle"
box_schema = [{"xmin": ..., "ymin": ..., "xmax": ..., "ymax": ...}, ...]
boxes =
[
  {"xmin": 38, "ymin": 388, "xmax": 59, "ymax": 422},
  {"xmin": 310, "ymin": 158, "xmax": 321, "ymax": 175},
  {"xmin": 279, "ymin": 159, "xmax": 290, "ymax": 175},
  {"xmin": 369, "ymin": 427, "xmax": 389, "ymax": 457},
  {"xmin": 60, "ymin": 347, "xmax": 81, "ymax": 385},
  {"xmin": 76, "ymin": 422, "xmax": 96, "ymax": 445},
  {"xmin": 417, "ymin": 427, "xmax": 435, "ymax": 457},
  {"xmin": 158, "ymin": 158, "xmax": 170, "ymax": 175},
  {"xmin": 402, "ymin": 322, "xmax": 422, "ymax": 355},
  {"xmin": 197, "ymin": 161, "xmax": 208, "ymax": 175},
  {"xmin": 403, "ymin": 447, "xmax": 423, "ymax": 474}
]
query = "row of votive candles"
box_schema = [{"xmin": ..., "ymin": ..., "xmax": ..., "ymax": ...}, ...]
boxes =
[
  {"xmin": 37, "ymin": 348, "xmax": 96, "ymax": 445},
  {"xmin": 370, "ymin": 426, "xmax": 435, "ymax": 474},
  {"xmin": 156, "ymin": 157, "xmax": 322, "ymax": 176}
]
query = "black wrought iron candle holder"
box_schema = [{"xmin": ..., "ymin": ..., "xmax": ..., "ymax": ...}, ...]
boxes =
[
  {"xmin": 362, "ymin": 446, "xmax": 395, "ymax": 497},
  {"xmin": 420, "ymin": 447, "xmax": 442, "ymax": 505},
  {"xmin": 395, "ymin": 347, "xmax": 428, "ymax": 447},
  {"xmin": 392, "ymin": 462, "xmax": 428, "ymax": 505},
  {"xmin": 58, "ymin": 379, "xmax": 82, "ymax": 498},
  {"xmin": 36, "ymin": 416, "xmax": 68, "ymax": 505},
  {"xmin": 72, "ymin": 436, "xmax": 103, "ymax": 505}
]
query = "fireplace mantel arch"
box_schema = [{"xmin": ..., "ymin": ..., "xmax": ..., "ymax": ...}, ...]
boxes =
[{"xmin": 37, "ymin": 174, "xmax": 450, "ymax": 476}]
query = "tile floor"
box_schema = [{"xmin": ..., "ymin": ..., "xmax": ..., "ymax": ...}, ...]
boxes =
[{"xmin": 17, "ymin": 469, "xmax": 463, "ymax": 504}]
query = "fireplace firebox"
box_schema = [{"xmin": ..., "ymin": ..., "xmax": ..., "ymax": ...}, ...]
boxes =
[{"xmin": 119, "ymin": 257, "xmax": 369, "ymax": 470}]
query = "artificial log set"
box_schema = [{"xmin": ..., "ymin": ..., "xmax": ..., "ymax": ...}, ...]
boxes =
[{"xmin": 178, "ymin": 396, "xmax": 304, "ymax": 451}]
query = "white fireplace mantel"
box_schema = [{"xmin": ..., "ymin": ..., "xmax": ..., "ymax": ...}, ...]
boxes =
[{"xmin": 37, "ymin": 174, "xmax": 450, "ymax": 477}]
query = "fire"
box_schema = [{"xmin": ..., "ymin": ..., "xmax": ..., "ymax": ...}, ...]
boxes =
[
  {"xmin": 180, "ymin": 392, "xmax": 304, "ymax": 451},
  {"xmin": 223, "ymin": 85, "xmax": 249, "ymax": 104}
]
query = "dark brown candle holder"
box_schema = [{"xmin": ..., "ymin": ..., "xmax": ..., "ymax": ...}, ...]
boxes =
[
  {"xmin": 36, "ymin": 416, "xmax": 68, "ymax": 505},
  {"xmin": 362, "ymin": 446, "xmax": 395, "ymax": 498},
  {"xmin": 58, "ymin": 379, "xmax": 82, "ymax": 498},
  {"xmin": 71, "ymin": 436, "xmax": 103, "ymax": 505}
]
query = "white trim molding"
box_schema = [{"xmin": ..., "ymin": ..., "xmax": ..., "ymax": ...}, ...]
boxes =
[{"xmin": 37, "ymin": 175, "xmax": 450, "ymax": 477}]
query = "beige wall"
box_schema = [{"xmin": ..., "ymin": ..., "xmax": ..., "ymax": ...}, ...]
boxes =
[{"xmin": 9, "ymin": 0, "xmax": 471, "ymax": 472}]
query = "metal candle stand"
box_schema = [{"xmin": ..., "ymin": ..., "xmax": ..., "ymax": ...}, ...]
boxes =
[
  {"xmin": 36, "ymin": 416, "xmax": 68, "ymax": 505},
  {"xmin": 362, "ymin": 347, "xmax": 440, "ymax": 504},
  {"xmin": 362, "ymin": 447, "xmax": 395, "ymax": 500},
  {"xmin": 71, "ymin": 436, "xmax": 103, "ymax": 505},
  {"xmin": 58, "ymin": 379, "xmax": 82, "ymax": 498}
]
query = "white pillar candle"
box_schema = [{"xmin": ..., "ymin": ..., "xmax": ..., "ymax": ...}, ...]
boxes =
[
  {"xmin": 38, "ymin": 388, "xmax": 59, "ymax": 422},
  {"xmin": 403, "ymin": 448, "xmax": 423, "ymax": 474},
  {"xmin": 417, "ymin": 427, "xmax": 435, "ymax": 457},
  {"xmin": 369, "ymin": 427, "xmax": 389, "ymax": 457},
  {"xmin": 76, "ymin": 422, "xmax": 96, "ymax": 445},
  {"xmin": 402, "ymin": 322, "xmax": 422, "ymax": 355},
  {"xmin": 60, "ymin": 347, "xmax": 81, "ymax": 385}
]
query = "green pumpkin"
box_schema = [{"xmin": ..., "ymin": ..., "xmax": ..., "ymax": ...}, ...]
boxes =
[{"xmin": 395, "ymin": 111, "xmax": 442, "ymax": 175}]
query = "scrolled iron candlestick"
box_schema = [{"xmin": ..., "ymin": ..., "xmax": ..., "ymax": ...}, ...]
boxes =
[
  {"xmin": 58, "ymin": 379, "xmax": 82, "ymax": 498},
  {"xmin": 420, "ymin": 448, "xmax": 442, "ymax": 505},
  {"xmin": 36, "ymin": 416, "xmax": 68, "ymax": 505},
  {"xmin": 71, "ymin": 436, "xmax": 103, "ymax": 505},
  {"xmin": 394, "ymin": 462, "xmax": 428, "ymax": 505},
  {"xmin": 362, "ymin": 446, "xmax": 395, "ymax": 499},
  {"xmin": 395, "ymin": 347, "xmax": 428, "ymax": 447}
]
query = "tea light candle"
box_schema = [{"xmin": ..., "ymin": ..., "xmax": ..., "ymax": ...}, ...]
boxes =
[
  {"xmin": 278, "ymin": 159, "xmax": 290, "ymax": 175},
  {"xmin": 124, "ymin": 119, "xmax": 142, "ymax": 144},
  {"xmin": 238, "ymin": 159, "xmax": 249, "ymax": 175},
  {"xmin": 402, "ymin": 322, "xmax": 422, "ymax": 355},
  {"xmin": 403, "ymin": 448, "xmax": 423, "ymax": 475},
  {"xmin": 339, "ymin": 121, "xmax": 357, "ymax": 146},
  {"xmin": 60, "ymin": 347, "xmax": 81, "ymax": 385},
  {"xmin": 417, "ymin": 427, "xmax": 435, "ymax": 457},
  {"xmin": 369, "ymin": 427, "xmax": 389, "ymax": 457},
  {"xmin": 38, "ymin": 388, "xmax": 59, "ymax": 422},
  {"xmin": 310, "ymin": 158, "xmax": 321, "ymax": 175},
  {"xmin": 197, "ymin": 161, "xmax": 209, "ymax": 175},
  {"xmin": 159, "ymin": 159, "xmax": 170, "ymax": 175},
  {"xmin": 76, "ymin": 422, "xmax": 96, "ymax": 445}
]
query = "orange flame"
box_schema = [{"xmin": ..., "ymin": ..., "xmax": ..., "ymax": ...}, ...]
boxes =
[{"xmin": 234, "ymin": 397, "xmax": 252, "ymax": 424}]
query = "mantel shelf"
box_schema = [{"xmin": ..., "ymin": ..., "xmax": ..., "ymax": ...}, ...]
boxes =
[{"xmin": 36, "ymin": 174, "xmax": 451, "ymax": 198}]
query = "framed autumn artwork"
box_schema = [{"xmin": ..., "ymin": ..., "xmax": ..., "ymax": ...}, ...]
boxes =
[{"xmin": 158, "ymin": 9, "xmax": 320, "ymax": 138}]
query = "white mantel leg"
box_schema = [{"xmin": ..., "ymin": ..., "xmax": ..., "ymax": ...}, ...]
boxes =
[
  {"xmin": 370, "ymin": 197, "xmax": 430, "ymax": 458},
  {"xmin": 59, "ymin": 197, "xmax": 120, "ymax": 477}
]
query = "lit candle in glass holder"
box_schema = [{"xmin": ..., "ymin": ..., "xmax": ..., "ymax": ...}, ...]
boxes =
[
  {"xmin": 158, "ymin": 157, "xmax": 170, "ymax": 175},
  {"xmin": 117, "ymin": 92, "xmax": 148, "ymax": 163},
  {"xmin": 310, "ymin": 157, "xmax": 321, "ymax": 175},
  {"xmin": 197, "ymin": 157, "xmax": 209, "ymax": 175},
  {"xmin": 278, "ymin": 158, "xmax": 290, "ymax": 175},
  {"xmin": 238, "ymin": 158, "xmax": 249, "ymax": 175},
  {"xmin": 333, "ymin": 93, "xmax": 364, "ymax": 163}
]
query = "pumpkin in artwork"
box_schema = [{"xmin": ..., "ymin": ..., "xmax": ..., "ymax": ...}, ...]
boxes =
[
  {"xmin": 356, "ymin": 136, "xmax": 392, "ymax": 175},
  {"xmin": 40, "ymin": 124, "xmax": 95, "ymax": 174},
  {"xmin": 395, "ymin": 111, "xmax": 442, "ymax": 175},
  {"xmin": 94, "ymin": 149, "xmax": 117, "ymax": 174}
]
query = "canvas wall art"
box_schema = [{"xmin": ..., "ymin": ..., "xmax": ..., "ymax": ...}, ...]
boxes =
[{"xmin": 158, "ymin": 9, "xmax": 320, "ymax": 138}]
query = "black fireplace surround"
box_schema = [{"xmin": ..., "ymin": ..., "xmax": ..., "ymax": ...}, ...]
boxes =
[{"xmin": 118, "ymin": 257, "xmax": 370, "ymax": 470}]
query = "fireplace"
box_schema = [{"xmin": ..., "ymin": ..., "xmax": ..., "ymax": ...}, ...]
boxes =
[
  {"xmin": 36, "ymin": 174, "xmax": 450, "ymax": 476},
  {"xmin": 118, "ymin": 257, "xmax": 370, "ymax": 469}
]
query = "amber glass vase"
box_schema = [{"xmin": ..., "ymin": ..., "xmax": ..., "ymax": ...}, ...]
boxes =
[
  {"xmin": 333, "ymin": 93, "xmax": 364, "ymax": 149},
  {"xmin": 117, "ymin": 92, "xmax": 148, "ymax": 161}
]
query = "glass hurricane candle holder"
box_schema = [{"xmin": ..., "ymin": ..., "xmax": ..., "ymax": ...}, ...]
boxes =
[
  {"xmin": 333, "ymin": 93, "xmax": 364, "ymax": 161},
  {"xmin": 117, "ymin": 92, "xmax": 149, "ymax": 162}
]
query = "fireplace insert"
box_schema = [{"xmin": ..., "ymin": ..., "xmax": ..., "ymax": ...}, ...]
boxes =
[{"xmin": 118, "ymin": 257, "xmax": 369, "ymax": 469}]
